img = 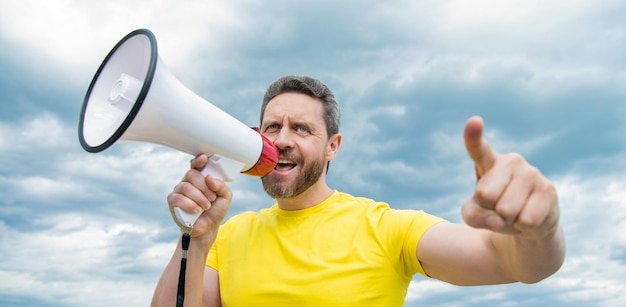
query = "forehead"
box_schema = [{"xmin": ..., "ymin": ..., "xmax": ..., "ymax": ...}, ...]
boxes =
[{"xmin": 262, "ymin": 92, "xmax": 325, "ymax": 123}]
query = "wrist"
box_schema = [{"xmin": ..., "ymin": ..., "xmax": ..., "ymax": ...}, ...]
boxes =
[{"xmin": 187, "ymin": 228, "xmax": 218, "ymax": 253}]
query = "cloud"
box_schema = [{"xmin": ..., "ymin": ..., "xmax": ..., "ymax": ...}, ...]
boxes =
[
  {"xmin": 0, "ymin": 214, "xmax": 174, "ymax": 306},
  {"xmin": 540, "ymin": 170, "xmax": 626, "ymax": 305},
  {"xmin": 0, "ymin": 0, "xmax": 239, "ymax": 68},
  {"xmin": 0, "ymin": 113, "xmax": 71, "ymax": 151}
]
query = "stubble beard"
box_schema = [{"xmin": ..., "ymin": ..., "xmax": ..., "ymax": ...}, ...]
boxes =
[{"xmin": 261, "ymin": 150, "xmax": 326, "ymax": 199}]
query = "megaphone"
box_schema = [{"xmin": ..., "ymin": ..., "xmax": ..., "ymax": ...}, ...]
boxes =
[{"xmin": 79, "ymin": 29, "xmax": 278, "ymax": 228}]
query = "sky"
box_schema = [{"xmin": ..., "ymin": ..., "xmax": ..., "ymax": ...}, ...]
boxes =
[{"xmin": 0, "ymin": 0, "xmax": 625, "ymax": 306}]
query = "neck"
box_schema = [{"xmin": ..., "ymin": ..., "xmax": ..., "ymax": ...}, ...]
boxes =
[{"xmin": 276, "ymin": 179, "xmax": 334, "ymax": 211}]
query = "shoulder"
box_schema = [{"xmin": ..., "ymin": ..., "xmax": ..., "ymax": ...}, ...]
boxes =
[
  {"xmin": 217, "ymin": 209, "xmax": 262, "ymax": 234},
  {"xmin": 223, "ymin": 207, "xmax": 274, "ymax": 225},
  {"xmin": 334, "ymin": 191, "xmax": 389, "ymax": 209},
  {"xmin": 334, "ymin": 191, "xmax": 445, "ymax": 227},
  {"xmin": 335, "ymin": 191, "xmax": 423, "ymax": 217}
]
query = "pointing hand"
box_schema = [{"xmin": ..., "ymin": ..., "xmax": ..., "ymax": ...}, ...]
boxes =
[{"xmin": 461, "ymin": 116, "xmax": 559, "ymax": 237}]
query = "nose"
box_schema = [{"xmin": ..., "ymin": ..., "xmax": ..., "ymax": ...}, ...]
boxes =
[{"xmin": 272, "ymin": 127, "xmax": 294, "ymax": 150}]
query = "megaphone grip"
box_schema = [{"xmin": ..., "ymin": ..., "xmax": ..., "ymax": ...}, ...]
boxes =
[
  {"xmin": 174, "ymin": 208, "xmax": 202, "ymax": 229},
  {"xmin": 173, "ymin": 154, "xmax": 244, "ymax": 228}
]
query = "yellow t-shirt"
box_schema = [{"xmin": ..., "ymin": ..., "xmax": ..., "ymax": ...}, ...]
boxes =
[{"xmin": 206, "ymin": 191, "xmax": 446, "ymax": 306}]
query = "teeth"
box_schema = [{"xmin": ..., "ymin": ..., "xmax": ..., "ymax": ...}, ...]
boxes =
[{"xmin": 278, "ymin": 159, "xmax": 295, "ymax": 164}]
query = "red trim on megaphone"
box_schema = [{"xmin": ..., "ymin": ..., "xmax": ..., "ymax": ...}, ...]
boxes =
[{"xmin": 242, "ymin": 128, "xmax": 278, "ymax": 177}]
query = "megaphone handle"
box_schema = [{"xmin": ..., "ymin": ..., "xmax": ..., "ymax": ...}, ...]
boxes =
[{"xmin": 173, "ymin": 155, "xmax": 241, "ymax": 228}]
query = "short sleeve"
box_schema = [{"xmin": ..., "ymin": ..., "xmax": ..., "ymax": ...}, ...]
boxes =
[
  {"xmin": 380, "ymin": 208, "xmax": 446, "ymax": 277},
  {"xmin": 206, "ymin": 225, "xmax": 225, "ymax": 270},
  {"xmin": 205, "ymin": 211, "xmax": 256, "ymax": 270}
]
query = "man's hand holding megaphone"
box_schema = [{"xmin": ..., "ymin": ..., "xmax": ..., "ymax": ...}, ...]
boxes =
[
  {"xmin": 154, "ymin": 154, "xmax": 232, "ymax": 306},
  {"xmin": 168, "ymin": 154, "xmax": 233, "ymax": 239}
]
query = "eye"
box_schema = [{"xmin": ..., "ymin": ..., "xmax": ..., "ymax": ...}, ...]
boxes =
[
  {"xmin": 295, "ymin": 126, "xmax": 309, "ymax": 134},
  {"xmin": 264, "ymin": 123, "xmax": 280, "ymax": 132}
]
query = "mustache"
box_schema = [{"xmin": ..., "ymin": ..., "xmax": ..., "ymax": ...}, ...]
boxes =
[
  {"xmin": 278, "ymin": 148, "xmax": 292, "ymax": 156},
  {"xmin": 278, "ymin": 149, "xmax": 298, "ymax": 162}
]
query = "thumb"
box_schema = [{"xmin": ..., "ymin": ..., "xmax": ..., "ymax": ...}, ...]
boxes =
[{"xmin": 464, "ymin": 116, "xmax": 495, "ymax": 177}]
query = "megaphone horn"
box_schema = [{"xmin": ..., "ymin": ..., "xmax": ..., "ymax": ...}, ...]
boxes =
[{"xmin": 79, "ymin": 29, "xmax": 278, "ymax": 227}]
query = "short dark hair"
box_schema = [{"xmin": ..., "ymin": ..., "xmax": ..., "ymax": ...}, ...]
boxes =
[{"xmin": 260, "ymin": 76, "xmax": 340, "ymax": 137}]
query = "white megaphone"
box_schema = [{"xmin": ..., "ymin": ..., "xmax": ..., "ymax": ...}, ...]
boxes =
[{"xmin": 79, "ymin": 29, "xmax": 278, "ymax": 228}]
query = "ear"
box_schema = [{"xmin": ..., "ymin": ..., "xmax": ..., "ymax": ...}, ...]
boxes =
[{"xmin": 325, "ymin": 133, "xmax": 342, "ymax": 161}]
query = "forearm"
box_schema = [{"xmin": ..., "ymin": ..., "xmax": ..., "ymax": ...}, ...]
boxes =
[
  {"xmin": 151, "ymin": 233, "xmax": 215, "ymax": 306},
  {"xmin": 492, "ymin": 225, "xmax": 566, "ymax": 284}
]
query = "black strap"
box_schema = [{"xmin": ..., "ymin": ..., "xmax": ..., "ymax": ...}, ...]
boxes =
[{"xmin": 176, "ymin": 233, "xmax": 191, "ymax": 307}]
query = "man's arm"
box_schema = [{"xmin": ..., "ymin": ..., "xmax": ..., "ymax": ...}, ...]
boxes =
[
  {"xmin": 418, "ymin": 222, "xmax": 564, "ymax": 285},
  {"xmin": 151, "ymin": 155, "xmax": 230, "ymax": 306},
  {"xmin": 417, "ymin": 116, "xmax": 565, "ymax": 285},
  {"xmin": 151, "ymin": 235, "xmax": 220, "ymax": 306}
]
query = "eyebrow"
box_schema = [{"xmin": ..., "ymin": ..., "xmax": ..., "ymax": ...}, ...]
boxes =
[
  {"xmin": 293, "ymin": 121, "xmax": 314, "ymax": 129},
  {"xmin": 261, "ymin": 119, "xmax": 279, "ymax": 128},
  {"xmin": 261, "ymin": 119, "xmax": 317, "ymax": 131}
]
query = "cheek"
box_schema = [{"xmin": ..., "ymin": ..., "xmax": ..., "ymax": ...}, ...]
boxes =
[
  {"xmin": 310, "ymin": 145, "xmax": 330, "ymax": 162},
  {"xmin": 260, "ymin": 130, "xmax": 277, "ymax": 141}
]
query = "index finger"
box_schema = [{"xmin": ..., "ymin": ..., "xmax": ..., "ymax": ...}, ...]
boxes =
[{"xmin": 464, "ymin": 116, "xmax": 496, "ymax": 177}]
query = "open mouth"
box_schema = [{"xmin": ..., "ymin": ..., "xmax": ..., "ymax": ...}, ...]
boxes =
[{"xmin": 275, "ymin": 158, "xmax": 297, "ymax": 172}]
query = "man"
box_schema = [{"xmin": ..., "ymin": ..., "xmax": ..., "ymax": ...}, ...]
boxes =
[{"xmin": 151, "ymin": 76, "xmax": 565, "ymax": 306}]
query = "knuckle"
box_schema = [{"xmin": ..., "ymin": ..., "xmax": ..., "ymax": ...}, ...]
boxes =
[
  {"xmin": 515, "ymin": 212, "xmax": 543, "ymax": 230},
  {"xmin": 474, "ymin": 186, "xmax": 498, "ymax": 205},
  {"xmin": 167, "ymin": 192, "xmax": 184, "ymax": 205},
  {"xmin": 537, "ymin": 179, "xmax": 557, "ymax": 196},
  {"xmin": 176, "ymin": 181, "xmax": 193, "ymax": 194},
  {"xmin": 183, "ymin": 168, "xmax": 198, "ymax": 180},
  {"xmin": 505, "ymin": 153, "xmax": 525, "ymax": 167},
  {"xmin": 528, "ymin": 166, "xmax": 542, "ymax": 179},
  {"xmin": 494, "ymin": 203, "xmax": 517, "ymax": 219},
  {"xmin": 519, "ymin": 164, "xmax": 541, "ymax": 181}
]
